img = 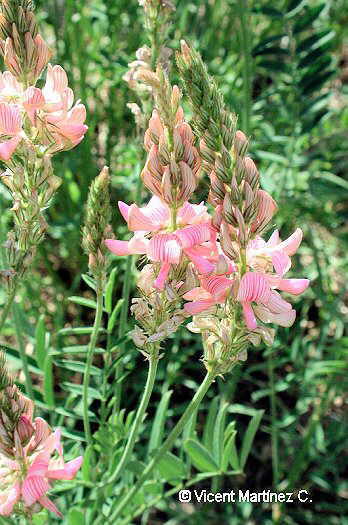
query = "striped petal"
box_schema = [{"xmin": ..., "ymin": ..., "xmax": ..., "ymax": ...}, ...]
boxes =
[
  {"xmin": 183, "ymin": 287, "xmax": 212, "ymax": 301},
  {"xmin": 242, "ymin": 302, "xmax": 258, "ymax": 330},
  {"xmin": 254, "ymin": 304, "xmax": 296, "ymax": 327},
  {"xmin": 38, "ymin": 495, "xmax": 62, "ymax": 518},
  {"xmin": 0, "ymin": 136, "xmax": 21, "ymax": 161},
  {"xmin": 265, "ymin": 291, "xmax": 292, "ymax": 313},
  {"xmin": 237, "ymin": 272, "xmax": 271, "ymax": 303},
  {"xmin": 0, "ymin": 103, "xmax": 21, "ymax": 135},
  {"xmin": 127, "ymin": 197, "xmax": 169, "ymax": 231},
  {"xmin": 277, "ymin": 278, "xmax": 310, "ymax": 295},
  {"xmin": 184, "ymin": 298, "xmax": 217, "ymax": 315},
  {"xmin": 184, "ymin": 247, "xmax": 215, "ymax": 274},
  {"xmin": 148, "ymin": 234, "xmax": 181, "ymax": 263},
  {"xmin": 47, "ymin": 456, "xmax": 83, "ymax": 480},
  {"xmin": 272, "ymin": 250, "xmax": 291, "ymax": 276},
  {"xmin": 22, "ymin": 476, "xmax": 50, "ymax": 506},
  {"xmin": 201, "ymin": 275, "xmax": 233, "ymax": 299},
  {"xmin": 175, "ymin": 223, "xmax": 211, "ymax": 249},
  {"xmin": 153, "ymin": 262, "xmax": 171, "ymax": 290},
  {"xmin": 276, "ymin": 228, "xmax": 303, "ymax": 256}
]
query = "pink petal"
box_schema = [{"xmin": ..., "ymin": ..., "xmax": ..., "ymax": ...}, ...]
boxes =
[
  {"xmin": 265, "ymin": 291, "xmax": 292, "ymax": 313},
  {"xmin": 177, "ymin": 201, "xmax": 207, "ymax": 224},
  {"xmin": 237, "ymin": 272, "xmax": 271, "ymax": 303},
  {"xmin": 277, "ymin": 278, "xmax": 310, "ymax": 295},
  {"xmin": 28, "ymin": 454, "xmax": 49, "ymax": 477},
  {"xmin": 242, "ymin": 302, "xmax": 258, "ymax": 330},
  {"xmin": 266, "ymin": 229, "xmax": 280, "ymax": 247},
  {"xmin": 0, "ymin": 103, "xmax": 21, "ymax": 135},
  {"xmin": 105, "ymin": 236, "xmax": 149, "ymax": 256},
  {"xmin": 38, "ymin": 495, "xmax": 62, "ymax": 518},
  {"xmin": 184, "ymin": 298, "xmax": 217, "ymax": 315},
  {"xmin": 153, "ymin": 262, "xmax": 171, "ymax": 290},
  {"xmin": 175, "ymin": 224, "xmax": 211, "ymax": 249},
  {"xmin": 47, "ymin": 456, "xmax": 83, "ymax": 481},
  {"xmin": 148, "ymin": 234, "xmax": 181, "ymax": 263},
  {"xmin": 0, "ymin": 135, "xmax": 21, "ymax": 161},
  {"xmin": 182, "ymin": 287, "xmax": 212, "ymax": 301},
  {"xmin": 254, "ymin": 304, "xmax": 296, "ymax": 327},
  {"xmin": 118, "ymin": 201, "xmax": 130, "ymax": 222},
  {"xmin": 126, "ymin": 197, "xmax": 169, "ymax": 232},
  {"xmin": 272, "ymin": 250, "xmax": 291, "ymax": 276},
  {"xmin": 0, "ymin": 484, "xmax": 20, "ymax": 516},
  {"xmin": 22, "ymin": 476, "xmax": 50, "ymax": 505},
  {"xmin": 201, "ymin": 275, "xmax": 233, "ymax": 299},
  {"xmin": 184, "ymin": 247, "xmax": 215, "ymax": 274},
  {"xmin": 276, "ymin": 228, "xmax": 303, "ymax": 256}
]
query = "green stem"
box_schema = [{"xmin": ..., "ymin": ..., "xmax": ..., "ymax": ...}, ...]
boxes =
[
  {"xmin": 12, "ymin": 302, "xmax": 34, "ymax": 400},
  {"xmin": 83, "ymin": 281, "xmax": 104, "ymax": 446},
  {"xmin": 107, "ymin": 368, "xmax": 217, "ymax": 522},
  {"xmin": 105, "ymin": 351, "xmax": 159, "ymax": 486}
]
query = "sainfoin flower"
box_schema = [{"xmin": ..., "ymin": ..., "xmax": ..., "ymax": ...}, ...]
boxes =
[
  {"xmin": 183, "ymin": 228, "xmax": 309, "ymax": 329},
  {"xmin": 105, "ymin": 196, "xmax": 213, "ymax": 289},
  {"xmin": 0, "ymin": 412, "xmax": 82, "ymax": 518},
  {"xmin": 0, "ymin": 65, "xmax": 87, "ymax": 162}
]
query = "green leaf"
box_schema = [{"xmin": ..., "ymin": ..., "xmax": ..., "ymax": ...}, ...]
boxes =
[
  {"xmin": 293, "ymin": 4, "xmax": 325, "ymax": 33},
  {"xmin": 61, "ymin": 382, "xmax": 103, "ymax": 400},
  {"xmin": 43, "ymin": 355, "xmax": 54, "ymax": 408},
  {"xmin": 148, "ymin": 390, "xmax": 173, "ymax": 457},
  {"xmin": 68, "ymin": 296, "xmax": 97, "ymax": 309},
  {"xmin": 55, "ymin": 360, "xmax": 101, "ymax": 376},
  {"xmin": 34, "ymin": 315, "xmax": 47, "ymax": 370},
  {"xmin": 297, "ymin": 30, "xmax": 334, "ymax": 53},
  {"xmin": 82, "ymin": 273, "xmax": 97, "ymax": 291},
  {"xmin": 157, "ymin": 452, "xmax": 186, "ymax": 482},
  {"xmin": 82, "ymin": 446, "xmax": 93, "ymax": 482},
  {"xmin": 240, "ymin": 410, "xmax": 264, "ymax": 470},
  {"xmin": 107, "ymin": 299, "xmax": 125, "ymax": 333},
  {"xmin": 58, "ymin": 327, "xmax": 103, "ymax": 336},
  {"xmin": 184, "ymin": 439, "xmax": 219, "ymax": 473},
  {"xmin": 203, "ymin": 397, "xmax": 219, "ymax": 451},
  {"xmin": 67, "ymin": 508, "xmax": 85, "ymax": 525},
  {"xmin": 213, "ymin": 402, "xmax": 229, "ymax": 466},
  {"xmin": 221, "ymin": 430, "xmax": 238, "ymax": 472},
  {"xmin": 105, "ymin": 267, "xmax": 117, "ymax": 314}
]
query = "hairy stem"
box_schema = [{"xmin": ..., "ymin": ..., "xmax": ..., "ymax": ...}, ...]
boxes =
[
  {"xmin": 83, "ymin": 280, "xmax": 104, "ymax": 445},
  {"xmin": 108, "ymin": 368, "xmax": 217, "ymax": 522}
]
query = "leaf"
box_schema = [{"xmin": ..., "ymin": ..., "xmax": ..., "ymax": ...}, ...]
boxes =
[
  {"xmin": 34, "ymin": 315, "xmax": 47, "ymax": 370},
  {"xmin": 221, "ymin": 430, "xmax": 239, "ymax": 472},
  {"xmin": 82, "ymin": 446, "xmax": 93, "ymax": 482},
  {"xmin": 184, "ymin": 439, "xmax": 219, "ymax": 473},
  {"xmin": 67, "ymin": 509, "xmax": 85, "ymax": 525},
  {"xmin": 105, "ymin": 268, "xmax": 117, "ymax": 314},
  {"xmin": 213, "ymin": 402, "xmax": 229, "ymax": 466},
  {"xmin": 55, "ymin": 360, "xmax": 101, "ymax": 376},
  {"xmin": 148, "ymin": 390, "xmax": 173, "ymax": 457},
  {"xmin": 293, "ymin": 4, "xmax": 325, "ymax": 33},
  {"xmin": 82, "ymin": 274, "xmax": 97, "ymax": 291},
  {"xmin": 240, "ymin": 410, "xmax": 264, "ymax": 470},
  {"xmin": 253, "ymin": 46, "xmax": 289, "ymax": 58},
  {"xmin": 43, "ymin": 355, "xmax": 55, "ymax": 408},
  {"xmin": 203, "ymin": 397, "xmax": 219, "ymax": 451},
  {"xmin": 58, "ymin": 327, "xmax": 103, "ymax": 336},
  {"xmin": 68, "ymin": 296, "xmax": 97, "ymax": 309},
  {"xmin": 157, "ymin": 452, "xmax": 186, "ymax": 482},
  {"xmin": 297, "ymin": 30, "xmax": 334, "ymax": 53},
  {"xmin": 107, "ymin": 299, "xmax": 125, "ymax": 333},
  {"xmin": 61, "ymin": 382, "xmax": 103, "ymax": 400}
]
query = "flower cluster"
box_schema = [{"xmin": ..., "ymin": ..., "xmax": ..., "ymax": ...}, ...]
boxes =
[
  {"xmin": 0, "ymin": 0, "xmax": 87, "ymax": 291},
  {"xmin": 0, "ymin": 359, "xmax": 82, "ymax": 519},
  {"xmin": 106, "ymin": 62, "xmax": 309, "ymax": 372}
]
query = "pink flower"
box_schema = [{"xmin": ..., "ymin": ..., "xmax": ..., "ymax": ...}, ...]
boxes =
[
  {"xmin": 106, "ymin": 197, "xmax": 213, "ymax": 289},
  {"xmin": 0, "ymin": 418, "xmax": 82, "ymax": 518},
  {"xmin": 0, "ymin": 102, "xmax": 22, "ymax": 161},
  {"xmin": 237, "ymin": 271, "xmax": 309, "ymax": 330},
  {"xmin": 183, "ymin": 275, "xmax": 234, "ymax": 314}
]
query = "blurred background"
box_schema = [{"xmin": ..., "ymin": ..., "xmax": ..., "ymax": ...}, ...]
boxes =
[{"xmin": 0, "ymin": 0, "xmax": 347, "ymax": 523}]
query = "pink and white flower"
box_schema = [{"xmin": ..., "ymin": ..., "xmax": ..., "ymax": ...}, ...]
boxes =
[
  {"xmin": 0, "ymin": 417, "xmax": 82, "ymax": 518},
  {"xmin": 0, "ymin": 102, "xmax": 23, "ymax": 161},
  {"xmin": 105, "ymin": 197, "xmax": 214, "ymax": 289}
]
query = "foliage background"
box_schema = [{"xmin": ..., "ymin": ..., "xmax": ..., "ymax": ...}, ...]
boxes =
[{"xmin": 0, "ymin": 0, "xmax": 347, "ymax": 523}]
